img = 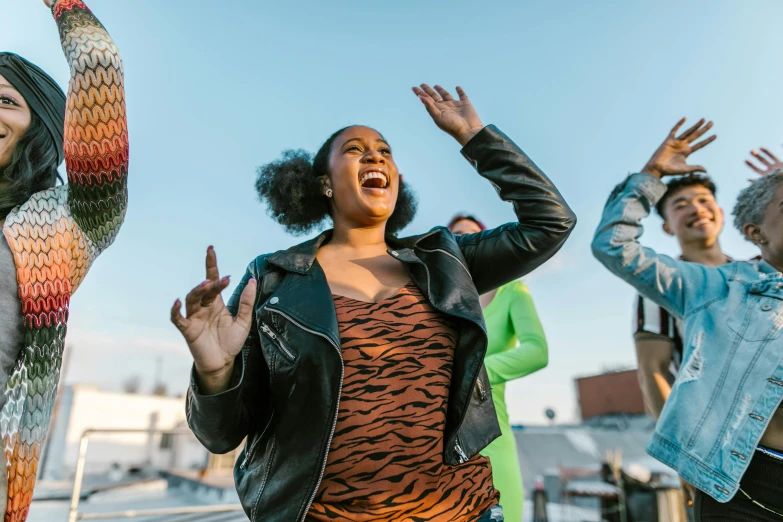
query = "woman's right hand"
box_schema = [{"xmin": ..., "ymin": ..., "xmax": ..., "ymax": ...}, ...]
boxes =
[{"xmin": 171, "ymin": 246, "xmax": 256, "ymax": 392}]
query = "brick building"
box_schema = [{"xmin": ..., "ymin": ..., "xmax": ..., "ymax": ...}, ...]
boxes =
[{"xmin": 575, "ymin": 369, "xmax": 646, "ymax": 421}]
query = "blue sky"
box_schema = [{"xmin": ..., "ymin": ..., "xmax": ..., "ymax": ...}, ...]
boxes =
[{"xmin": 3, "ymin": 0, "xmax": 781, "ymax": 424}]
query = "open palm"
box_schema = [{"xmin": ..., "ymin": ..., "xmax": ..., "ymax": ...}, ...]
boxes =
[
  {"xmin": 745, "ymin": 146, "xmax": 783, "ymax": 180},
  {"xmin": 642, "ymin": 118, "xmax": 716, "ymax": 179},
  {"xmin": 412, "ymin": 84, "xmax": 484, "ymax": 146},
  {"xmin": 171, "ymin": 247, "xmax": 256, "ymax": 378}
]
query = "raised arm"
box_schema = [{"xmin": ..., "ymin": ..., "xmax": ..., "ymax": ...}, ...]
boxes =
[
  {"xmin": 172, "ymin": 248, "xmax": 266, "ymax": 454},
  {"xmin": 412, "ymin": 84, "xmax": 577, "ymax": 294},
  {"xmin": 591, "ymin": 119, "xmax": 725, "ymax": 317},
  {"xmin": 484, "ymin": 282, "xmax": 548, "ymax": 387},
  {"xmin": 55, "ymin": 0, "xmax": 128, "ymax": 253}
]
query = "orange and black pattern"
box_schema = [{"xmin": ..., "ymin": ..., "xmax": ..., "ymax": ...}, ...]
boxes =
[{"xmin": 307, "ymin": 283, "xmax": 498, "ymax": 522}]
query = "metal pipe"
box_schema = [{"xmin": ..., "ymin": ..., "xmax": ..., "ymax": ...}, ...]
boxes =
[
  {"xmin": 75, "ymin": 504, "xmax": 244, "ymax": 520},
  {"xmin": 82, "ymin": 428, "xmax": 194, "ymax": 435},
  {"xmin": 67, "ymin": 434, "xmax": 91, "ymax": 522},
  {"xmin": 67, "ymin": 427, "xmax": 231, "ymax": 521}
]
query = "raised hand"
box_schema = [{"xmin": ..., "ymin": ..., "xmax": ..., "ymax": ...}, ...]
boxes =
[
  {"xmin": 641, "ymin": 118, "xmax": 717, "ymax": 179},
  {"xmin": 412, "ymin": 84, "xmax": 484, "ymax": 146},
  {"xmin": 171, "ymin": 246, "xmax": 256, "ymax": 393},
  {"xmin": 745, "ymin": 146, "xmax": 783, "ymax": 179}
]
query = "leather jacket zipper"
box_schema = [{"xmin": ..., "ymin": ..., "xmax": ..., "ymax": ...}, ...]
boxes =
[
  {"xmin": 264, "ymin": 306, "xmax": 343, "ymax": 522},
  {"xmin": 260, "ymin": 322, "xmax": 296, "ymax": 362},
  {"xmin": 476, "ymin": 378, "xmax": 490, "ymax": 403},
  {"xmin": 455, "ymin": 436, "xmax": 469, "ymax": 464},
  {"xmin": 415, "ymin": 245, "xmax": 472, "ymax": 280},
  {"xmin": 240, "ymin": 411, "xmax": 275, "ymax": 471},
  {"xmin": 406, "ymin": 255, "xmax": 485, "ymax": 465}
]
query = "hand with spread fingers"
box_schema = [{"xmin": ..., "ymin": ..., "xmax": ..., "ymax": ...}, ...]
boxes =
[
  {"xmin": 745, "ymin": 146, "xmax": 783, "ymax": 180},
  {"xmin": 170, "ymin": 246, "xmax": 256, "ymax": 393},
  {"xmin": 412, "ymin": 84, "xmax": 484, "ymax": 146},
  {"xmin": 642, "ymin": 118, "xmax": 717, "ymax": 179}
]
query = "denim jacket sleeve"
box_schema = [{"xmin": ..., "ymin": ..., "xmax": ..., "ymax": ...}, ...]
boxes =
[
  {"xmin": 456, "ymin": 125, "xmax": 577, "ymax": 294},
  {"xmin": 591, "ymin": 173, "xmax": 725, "ymax": 319}
]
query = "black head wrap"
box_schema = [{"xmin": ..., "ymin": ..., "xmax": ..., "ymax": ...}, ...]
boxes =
[{"xmin": 0, "ymin": 52, "xmax": 66, "ymax": 165}]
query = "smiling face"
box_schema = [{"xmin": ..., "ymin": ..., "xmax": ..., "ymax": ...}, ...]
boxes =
[
  {"xmin": 0, "ymin": 74, "xmax": 31, "ymax": 174},
  {"xmin": 745, "ymin": 183, "xmax": 783, "ymax": 266},
  {"xmin": 662, "ymin": 185, "xmax": 724, "ymax": 247},
  {"xmin": 325, "ymin": 126, "xmax": 399, "ymax": 229}
]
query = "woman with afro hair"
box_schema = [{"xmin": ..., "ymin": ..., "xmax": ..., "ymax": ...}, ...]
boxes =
[{"xmin": 173, "ymin": 84, "xmax": 576, "ymax": 522}]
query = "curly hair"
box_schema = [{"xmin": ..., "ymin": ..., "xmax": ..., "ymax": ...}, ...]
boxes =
[
  {"xmin": 655, "ymin": 173, "xmax": 717, "ymax": 219},
  {"xmin": 0, "ymin": 111, "xmax": 60, "ymax": 220},
  {"xmin": 255, "ymin": 126, "xmax": 417, "ymax": 236},
  {"xmin": 732, "ymin": 170, "xmax": 783, "ymax": 242}
]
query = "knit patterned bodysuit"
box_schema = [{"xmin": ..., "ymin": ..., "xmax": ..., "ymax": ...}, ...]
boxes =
[{"xmin": 1, "ymin": 1, "xmax": 127, "ymax": 519}]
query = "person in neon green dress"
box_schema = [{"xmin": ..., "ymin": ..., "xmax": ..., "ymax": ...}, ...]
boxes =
[{"xmin": 449, "ymin": 215, "xmax": 549, "ymax": 522}]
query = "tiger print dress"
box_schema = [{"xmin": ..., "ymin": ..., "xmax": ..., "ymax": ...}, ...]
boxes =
[{"xmin": 306, "ymin": 282, "xmax": 499, "ymax": 522}]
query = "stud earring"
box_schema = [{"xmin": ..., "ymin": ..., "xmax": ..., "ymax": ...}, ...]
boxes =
[{"xmin": 325, "ymin": 188, "xmax": 333, "ymax": 198}]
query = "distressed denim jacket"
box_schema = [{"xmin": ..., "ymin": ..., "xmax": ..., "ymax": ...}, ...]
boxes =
[{"xmin": 592, "ymin": 173, "xmax": 783, "ymax": 503}]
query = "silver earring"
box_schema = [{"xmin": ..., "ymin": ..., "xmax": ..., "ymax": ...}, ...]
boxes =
[{"xmin": 325, "ymin": 188, "xmax": 333, "ymax": 198}]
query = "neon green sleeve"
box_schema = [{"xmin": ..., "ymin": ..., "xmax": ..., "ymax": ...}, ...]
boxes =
[{"xmin": 484, "ymin": 282, "xmax": 548, "ymax": 386}]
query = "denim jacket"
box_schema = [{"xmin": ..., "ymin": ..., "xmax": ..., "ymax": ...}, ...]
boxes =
[{"xmin": 592, "ymin": 173, "xmax": 783, "ymax": 502}]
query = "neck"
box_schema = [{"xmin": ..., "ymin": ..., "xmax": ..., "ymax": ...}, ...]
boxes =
[
  {"xmin": 763, "ymin": 253, "xmax": 783, "ymax": 274},
  {"xmin": 679, "ymin": 239, "xmax": 726, "ymax": 267},
  {"xmin": 328, "ymin": 220, "xmax": 388, "ymax": 252}
]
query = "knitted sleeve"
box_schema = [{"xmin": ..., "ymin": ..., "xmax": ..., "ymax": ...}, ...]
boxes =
[{"xmin": 56, "ymin": 0, "xmax": 128, "ymax": 260}]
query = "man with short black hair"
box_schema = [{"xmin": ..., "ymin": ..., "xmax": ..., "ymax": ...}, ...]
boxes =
[
  {"xmin": 635, "ymin": 174, "xmax": 731, "ymax": 421},
  {"xmin": 633, "ymin": 172, "xmax": 732, "ymax": 517}
]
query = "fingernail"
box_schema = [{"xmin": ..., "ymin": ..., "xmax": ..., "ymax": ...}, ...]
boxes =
[
  {"xmin": 221, "ymin": 275, "xmax": 231, "ymax": 283},
  {"xmin": 200, "ymin": 280, "xmax": 210, "ymax": 287},
  {"xmin": 207, "ymin": 245, "xmax": 214, "ymax": 251},
  {"xmin": 249, "ymin": 278, "xmax": 257, "ymax": 285}
]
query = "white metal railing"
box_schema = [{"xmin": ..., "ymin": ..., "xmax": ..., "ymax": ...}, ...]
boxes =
[{"xmin": 67, "ymin": 428, "xmax": 243, "ymax": 522}]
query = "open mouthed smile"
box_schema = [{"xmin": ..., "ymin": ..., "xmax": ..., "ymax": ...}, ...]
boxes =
[
  {"xmin": 688, "ymin": 217, "xmax": 713, "ymax": 229},
  {"xmin": 359, "ymin": 169, "xmax": 389, "ymax": 191}
]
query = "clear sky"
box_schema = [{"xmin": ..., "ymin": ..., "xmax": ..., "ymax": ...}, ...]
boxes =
[{"xmin": 3, "ymin": 0, "xmax": 781, "ymax": 424}]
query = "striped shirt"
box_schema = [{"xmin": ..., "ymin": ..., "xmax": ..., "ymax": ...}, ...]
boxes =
[
  {"xmin": 634, "ymin": 255, "xmax": 733, "ymax": 379},
  {"xmin": 634, "ymin": 295, "xmax": 684, "ymax": 378}
]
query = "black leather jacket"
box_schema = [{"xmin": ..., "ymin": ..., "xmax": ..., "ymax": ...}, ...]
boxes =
[{"xmin": 186, "ymin": 125, "xmax": 576, "ymax": 522}]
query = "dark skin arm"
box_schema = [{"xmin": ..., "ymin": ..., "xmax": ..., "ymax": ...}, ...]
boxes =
[{"xmin": 745, "ymin": 146, "xmax": 783, "ymax": 181}]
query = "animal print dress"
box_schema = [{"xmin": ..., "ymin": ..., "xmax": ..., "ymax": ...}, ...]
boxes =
[{"xmin": 307, "ymin": 282, "xmax": 499, "ymax": 522}]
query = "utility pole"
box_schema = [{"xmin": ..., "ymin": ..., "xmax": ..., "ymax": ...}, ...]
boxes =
[{"xmin": 607, "ymin": 449, "xmax": 628, "ymax": 522}]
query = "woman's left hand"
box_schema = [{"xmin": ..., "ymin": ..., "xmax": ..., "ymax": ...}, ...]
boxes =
[
  {"xmin": 745, "ymin": 146, "xmax": 783, "ymax": 181},
  {"xmin": 413, "ymin": 84, "xmax": 484, "ymax": 146}
]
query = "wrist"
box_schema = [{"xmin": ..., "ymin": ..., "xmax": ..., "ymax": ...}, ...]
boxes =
[
  {"xmin": 641, "ymin": 165, "xmax": 664, "ymax": 179},
  {"xmin": 455, "ymin": 126, "xmax": 484, "ymax": 147},
  {"xmin": 194, "ymin": 362, "xmax": 235, "ymax": 395}
]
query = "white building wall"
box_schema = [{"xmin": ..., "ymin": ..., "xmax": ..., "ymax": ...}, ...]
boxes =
[{"xmin": 42, "ymin": 385, "xmax": 208, "ymax": 479}]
